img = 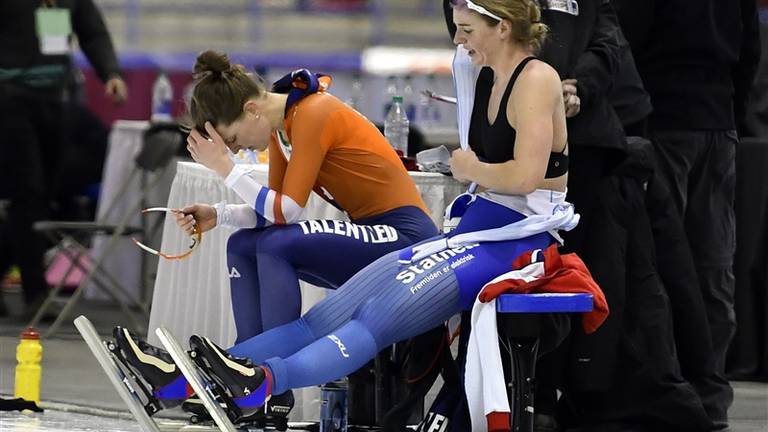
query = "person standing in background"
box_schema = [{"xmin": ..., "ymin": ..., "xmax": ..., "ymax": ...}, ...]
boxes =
[
  {"xmin": 0, "ymin": 0, "xmax": 127, "ymax": 319},
  {"xmin": 613, "ymin": 0, "xmax": 761, "ymax": 429}
]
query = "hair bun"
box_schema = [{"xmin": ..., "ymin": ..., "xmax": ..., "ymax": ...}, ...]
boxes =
[
  {"xmin": 528, "ymin": 21, "xmax": 548, "ymax": 53},
  {"xmin": 194, "ymin": 50, "xmax": 231, "ymax": 78},
  {"xmin": 525, "ymin": 0, "xmax": 547, "ymax": 53}
]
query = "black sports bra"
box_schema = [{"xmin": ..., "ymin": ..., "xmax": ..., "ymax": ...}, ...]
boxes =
[{"xmin": 468, "ymin": 56, "xmax": 568, "ymax": 179}]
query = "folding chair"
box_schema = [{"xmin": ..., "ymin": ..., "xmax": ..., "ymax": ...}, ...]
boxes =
[{"xmin": 29, "ymin": 122, "xmax": 186, "ymax": 337}]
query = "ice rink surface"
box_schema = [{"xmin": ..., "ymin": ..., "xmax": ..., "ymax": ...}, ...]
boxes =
[
  {"xmin": 0, "ymin": 408, "xmax": 145, "ymax": 432},
  {"xmin": 0, "ymin": 302, "xmax": 765, "ymax": 432},
  {"xmin": 0, "ymin": 406, "xmax": 316, "ymax": 432}
]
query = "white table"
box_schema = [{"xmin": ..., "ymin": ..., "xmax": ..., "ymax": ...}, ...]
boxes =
[{"xmin": 147, "ymin": 161, "xmax": 464, "ymax": 420}]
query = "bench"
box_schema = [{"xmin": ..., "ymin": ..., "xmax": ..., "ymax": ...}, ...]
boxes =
[{"xmin": 496, "ymin": 293, "xmax": 594, "ymax": 432}]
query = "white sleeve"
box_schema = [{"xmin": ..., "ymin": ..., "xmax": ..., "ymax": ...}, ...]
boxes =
[
  {"xmin": 214, "ymin": 202, "xmax": 258, "ymax": 229},
  {"xmin": 453, "ymin": 45, "xmax": 481, "ymax": 151},
  {"xmin": 222, "ymin": 165, "xmax": 306, "ymax": 225}
]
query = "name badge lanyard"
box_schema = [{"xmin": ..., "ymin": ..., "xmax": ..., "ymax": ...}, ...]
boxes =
[{"xmin": 36, "ymin": 0, "xmax": 72, "ymax": 55}]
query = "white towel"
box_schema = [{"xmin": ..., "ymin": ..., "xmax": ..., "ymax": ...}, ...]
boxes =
[
  {"xmin": 465, "ymin": 255, "xmax": 546, "ymax": 432},
  {"xmin": 407, "ymin": 199, "xmax": 579, "ymax": 263},
  {"xmin": 452, "ymin": 46, "xmax": 481, "ymax": 152}
]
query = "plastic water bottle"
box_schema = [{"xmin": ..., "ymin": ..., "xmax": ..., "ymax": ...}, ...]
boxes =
[
  {"xmin": 382, "ymin": 75, "xmax": 399, "ymax": 119},
  {"xmin": 320, "ymin": 380, "xmax": 348, "ymax": 432},
  {"xmin": 384, "ymin": 96, "xmax": 410, "ymax": 157},
  {"xmin": 15, "ymin": 327, "xmax": 43, "ymax": 404},
  {"xmin": 419, "ymin": 74, "xmax": 442, "ymax": 129},
  {"xmin": 345, "ymin": 72, "xmax": 363, "ymax": 111},
  {"xmin": 402, "ymin": 74, "xmax": 416, "ymax": 121},
  {"xmin": 151, "ymin": 72, "xmax": 173, "ymax": 122}
]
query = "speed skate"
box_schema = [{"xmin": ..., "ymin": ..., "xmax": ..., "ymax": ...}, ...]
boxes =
[
  {"xmin": 76, "ymin": 315, "xmax": 282, "ymax": 431},
  {"xmin": 75, "ymin": 315, "xmax": 165, "ymax": 432},
  {"xmin": 74, "ymin": 315, "xmax": 225, "ymax": 432},
  {"xmin": 155, "ymin": 326, "xmax": 241, "ymax": 432}
]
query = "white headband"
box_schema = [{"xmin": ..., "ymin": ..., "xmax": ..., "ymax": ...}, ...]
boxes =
[{"xmin": 465, "ymin": 0, "xmax": 503, "ymax": 21}]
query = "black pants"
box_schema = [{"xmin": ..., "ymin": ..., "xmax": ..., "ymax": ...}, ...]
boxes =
[
  {"xmin": 651, "ymin": 129, "xmax": 737, "ymax": 425},
  {"xmin": 0, "ymin": 85, "xmax": 65, "ymax": 306},
  {"xmin": 535, "ymin": 145, "xmax": 626, "ymax": 416}
]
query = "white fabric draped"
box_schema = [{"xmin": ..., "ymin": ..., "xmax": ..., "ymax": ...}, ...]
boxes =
[{"xmin": 452, "ymin": 46, "xmax": 480, "ymax": 152}]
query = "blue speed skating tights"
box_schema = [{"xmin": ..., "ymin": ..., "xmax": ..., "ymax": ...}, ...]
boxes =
[
  {"xmin": 228, "ymin": 197, "xmax": 554, "ymax": 395},
  {"xmin": 227, "ymin": 206, "xmax": 437, "ymax": 342}
]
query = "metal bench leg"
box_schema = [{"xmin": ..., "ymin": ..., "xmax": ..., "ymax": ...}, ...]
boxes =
[
  {"xmin": 499, "ymin": 313, "xmax": 542, "ymax": 432},
  {"xmin": 509, "ymin": 337, "xmax": 540, "ymax": 432},
  {"xmin": 374, "ymin": 346, "xmax": 394, "ymax": 425}
]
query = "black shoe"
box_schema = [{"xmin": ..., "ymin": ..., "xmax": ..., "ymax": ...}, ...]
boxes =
[
  {"xmin": 534, "ymin": 413, "xmax": 561, "ymax": 432},
  {"xmin": 188, "ymin": 335, "xmax": 272, "ymax": 421},
  {"xmin": 113, "ymin": 326, "xmax": 185, "ymax": 408}
]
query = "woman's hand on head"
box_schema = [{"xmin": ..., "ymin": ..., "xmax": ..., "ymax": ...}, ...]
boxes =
[
  {"xmin": 187, "ymin": 122, "xmax": 235, "ymax": 177},
  {"xmin": 450, "ymin": 148, "xmax": 480, "ymax": 183},
  {"xmin": 172, "ymin": 204, "xmax": 217, "ymax": 234}
]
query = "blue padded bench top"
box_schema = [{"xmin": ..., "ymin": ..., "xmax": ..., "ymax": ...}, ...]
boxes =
[{"xmin": 496, "ymin": 293, "xmax": 594, "ymax": 313}]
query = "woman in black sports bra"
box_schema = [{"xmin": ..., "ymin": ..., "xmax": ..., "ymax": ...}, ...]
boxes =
[{"xmin": 450, "ymin": 0, "xmax": 569, "ymax": 194}]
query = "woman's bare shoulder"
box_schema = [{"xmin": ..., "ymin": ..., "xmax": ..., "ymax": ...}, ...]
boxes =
[{"xmin": 516, "ymin": 60, "xmax": 562, "ymax": 96}]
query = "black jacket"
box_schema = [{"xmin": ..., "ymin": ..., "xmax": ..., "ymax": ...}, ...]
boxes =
[
  {"xmin": 741, "ymin": 18, "xmax": 768, "ymax": 138},
  {"xmin": 613, "ymin": 0, "xmax": 761, "ymax": 130},
  {"xmin": 609, "ymin": 32, "xmax": 653, "ymax": 129},
  {"xmin": 538, "ymin": 0, "xmax": 626, "ymax": 148},
  {"xmin": 0, "ymin": 0, "xmax": 121, "ymax": 91}
]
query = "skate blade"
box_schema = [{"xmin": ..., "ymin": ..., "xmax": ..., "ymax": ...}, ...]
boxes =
[
  {"xmin": 106, "ymin": 338, "xmax": 169, "ymax": 411},
  {"xmin": 75, "ymin": 315, "xmax": 162, "ymax": 432},
  {"xmin": 156, "ymin": 326, "xmax": 240, "ymax": 432}
]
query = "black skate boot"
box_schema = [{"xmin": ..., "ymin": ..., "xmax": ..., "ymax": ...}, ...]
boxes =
[
  {"xmin": 112, "ymin": 327, "xmax": 188, "ymax": 410},
  {"xmin": 188, "ymin": 335, "xmax": 273, "ymax": 423}
]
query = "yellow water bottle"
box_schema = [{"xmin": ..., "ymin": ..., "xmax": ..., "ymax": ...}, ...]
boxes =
[{"xmin": 15, "ymin": 327, "xmax": 43, "ymax": 404}]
